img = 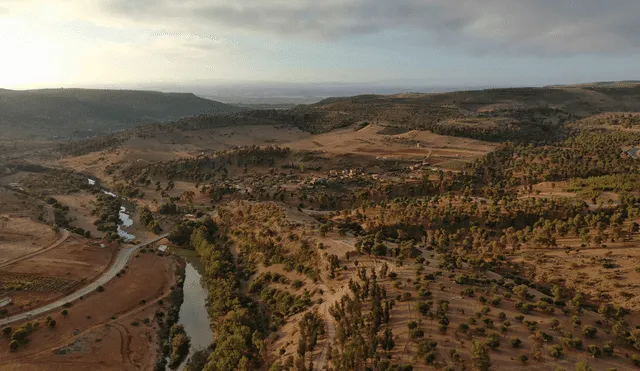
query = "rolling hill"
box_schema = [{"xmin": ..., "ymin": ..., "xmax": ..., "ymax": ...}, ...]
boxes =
[
  {"xmin": 0, "ymin": 88, "xmax": 243, "ymax": 139},
  {"xmin": 242, "ymin": 84, "xmax": 640, "ymax": 142}
]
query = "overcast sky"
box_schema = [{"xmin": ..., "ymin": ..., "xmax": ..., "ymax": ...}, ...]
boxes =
[{"xmin": 0, "ymin": 0, "xmax": 639, "ymax": 90}]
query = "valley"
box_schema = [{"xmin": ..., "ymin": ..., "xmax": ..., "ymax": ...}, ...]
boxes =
[{"xmin": 2, "ymin": 84, "xmax": 640, "ymax": 370}]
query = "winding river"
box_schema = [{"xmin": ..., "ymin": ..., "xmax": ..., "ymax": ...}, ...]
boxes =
[
  {"xmin": 170, "ymin": 248, "xmax": 214, "ymax": 370},
  {"xmin": 86, "ymin": 178, "xmax": 212, "ymax": 368},
  {"xmin": 87, "ymin": 178, "xmax": 136, "ymax": 242}
]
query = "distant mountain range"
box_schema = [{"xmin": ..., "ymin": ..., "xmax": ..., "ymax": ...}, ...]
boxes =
[
  {"xmin": 0, "ymin": 88, "xmax": 242, "ymax": 139},
  {"xmin": 4, "ymin": 82, "xmax": 640, "ymax": 141}
]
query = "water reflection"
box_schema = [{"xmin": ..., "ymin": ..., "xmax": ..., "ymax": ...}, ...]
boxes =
[{"xmin": 171, "ymin": 248, "xmax": 213, "ymax": 370}]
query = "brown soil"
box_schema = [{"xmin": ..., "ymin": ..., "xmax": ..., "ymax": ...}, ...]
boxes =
[
  {"xmin": 54, "ymin": 124, "xmax": 496, "ymax": 182},
  {"xmin": 0, "ymin": 216, "xmax": 57, "ymax": 264},
  {"xmin": 260, "ymin": 208, "xmax": 636, "ymax": 371},
  {"xmin": 0, "ymin": 251, "xmax": 177, "ymax": 371},
  {"xmin": 0, "ymin": 235, "xmax": 114, "ymax": 315}
]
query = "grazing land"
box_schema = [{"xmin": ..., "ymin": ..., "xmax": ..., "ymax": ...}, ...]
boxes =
[{"xmin": 3, "ymin": 84, "xmax": 640, "ymax": 370}]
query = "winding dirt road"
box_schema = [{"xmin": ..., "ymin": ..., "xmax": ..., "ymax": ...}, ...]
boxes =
[{"xmin": 0, "ymin": 229, "xmax": 70, "ymax": 269}]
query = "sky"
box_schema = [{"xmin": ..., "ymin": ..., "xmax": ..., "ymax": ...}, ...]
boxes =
[{"xmin": 0, "ymin": 0, "xmax": 639, "ymax": 91}]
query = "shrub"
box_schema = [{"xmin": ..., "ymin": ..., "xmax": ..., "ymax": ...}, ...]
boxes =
[
  {"xmin": 9, "ymin": 340, "xmax": 19, "ymax": 351},
  {"xmin": 410, "ymin": 329, "xmax": 425, "ymax": 339},
  {"xmin": 576, "ymin": 360, "xmax": 595, "ymax": 371},
  {"xmin": 425, "ymin": 351, "xmax": 436, "ymax": 365},
  {"xmin": 549, "ymin": 344, "xmax": 562, "ymax": 358},
  {"xmin": 582, "ymin": 325, "xmax": 597, "ymax": 338},
  {"xmin": 510, "ymin": 337, "xmax": 522, "ymax": 348},
  {"xmin": 457, "ymin": 323, "xmax": 470, "ymax": 333},
  {"xmin": 588, "ymin": 344, "xmax": 601, "ymax": 358},
  {"xmin": 486, "ymin": 333, "xmax": 500, "ymax": 349},
  {"xmin": 417, "ymin": 302, "xmax": 431, "ymax": 316}
]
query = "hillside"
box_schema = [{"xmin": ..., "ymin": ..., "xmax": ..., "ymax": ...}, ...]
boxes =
[
  {"xmin": 0, "ymin": 88, "xmax": 243, "ymax": 139},
  {"xmin": 243, "ymin": 85, "xmax": 640, "ymax": 142},
  {"xmin": 5, "ymin": 83, "xmax": 640, "ymax": 370}
]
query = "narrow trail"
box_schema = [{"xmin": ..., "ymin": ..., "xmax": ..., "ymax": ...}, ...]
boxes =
[
  {"xmin": 0, "ymin": 229, "xmax": 70, "ymax": 269},
  {"xmin": 113, "ymin": 322, "xmax": 134, "ymax": 366},
  {"xmin": 314, "ymin": 237, "xmax": 394, "ymax": 370},
  {"xmin": 315, "ymin": 299, "xmax": 336, "ymax": 371}
]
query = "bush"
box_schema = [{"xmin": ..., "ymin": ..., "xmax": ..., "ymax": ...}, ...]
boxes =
[
  {"xmin": 2, "ymin": 327, "xmax": 11, "ymax": 337},
  {"xmin": 549, "ymin": 344, "xmax": 562, "ymax": 358},
  {"xmin": 9, "ymin": 340, "xmax": 19, "ymax": 351},
  {"xmin": 582, "ymin": 325, "xmax": 597, "ymax": 338},
  {"xmin": 510, "ymin": 337, "xmax": 522, "ymax": 348},
  {"xmin": 588, "ymin": 344, "xmax": 601, "ymax": 358},
  {"xmin": 486, "ymin": 333, "xmax": 500, "ymax": 349},
  {"xmin": 410, "ymin": 329, "xmax": 425, "ymax": 339},
  {"xmin": 159, "ymin": 202, "xmax": 178, "ymax": 215},
  {"xmin": 425, "ymin": 351, "xmax": 436, "ymax": 365},
  {"xmin": 576, "ymin": 360, "xmax": 595, "ymax": 371}
]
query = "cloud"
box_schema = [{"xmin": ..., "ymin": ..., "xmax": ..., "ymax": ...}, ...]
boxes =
[
  {"xmin": 3, "ymin": 0, "xmax": 640, "ymax": 55},
  {"xmin": 84, "ymin": 0, "xmax": 640, "ymax": 55}
]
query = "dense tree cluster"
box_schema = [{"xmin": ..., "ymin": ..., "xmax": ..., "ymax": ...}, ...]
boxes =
[{"xmin": 91, "ymin": 194, "xmax": 122, "ymax": 241}]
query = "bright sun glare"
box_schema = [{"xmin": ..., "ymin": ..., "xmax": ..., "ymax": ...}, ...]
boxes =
[{"xmin": 0, "ymin": 19, "xmax": 62, "ymax": 88}]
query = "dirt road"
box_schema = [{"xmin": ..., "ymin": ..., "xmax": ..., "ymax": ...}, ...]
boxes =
[
  {"xmin": 0, "ymin": 234, "xmax": 168, "ymax": 326},
  {"xmin": 0, "ymin": 228, "xmax": 70, "ymax": 269}
]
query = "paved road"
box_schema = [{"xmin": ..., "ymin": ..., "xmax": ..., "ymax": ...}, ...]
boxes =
[
  {"xmin": 0, "ymin": 229, "xmax": 70, "ymax": 270},
  {"xmin": 0, "ymin": 234, "xmax": 169, "ymax": 326}
]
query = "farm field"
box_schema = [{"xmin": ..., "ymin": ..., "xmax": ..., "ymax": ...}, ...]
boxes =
[
  {"xmin": 0, "ymin": 250, "xmax": 177, "ymax": 371},
  {"xmin": 0, "ymin": 235, "xmax": 114, "ymax": 316}
]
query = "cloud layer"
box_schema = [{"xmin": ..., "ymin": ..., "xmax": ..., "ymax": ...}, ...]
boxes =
[
  {"xmin": 1, "ymin": 0, "xmax": 639, "ymax": 87},
  {"xmin": 3, "ymin": 0, "xmax": 639, "ymax": 55},
  {"xmin": 89, "ymin": 0, "xmax": 640, "ymax": 54}
]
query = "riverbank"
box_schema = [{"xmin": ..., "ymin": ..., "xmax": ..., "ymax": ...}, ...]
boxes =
[
  {"xmin": 155, "ymin": 257, "xmax": 186, "ymax": 371},
  {"xmin": 168, "ymin": 248, "xmax": 214, "ymax": 371}
]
